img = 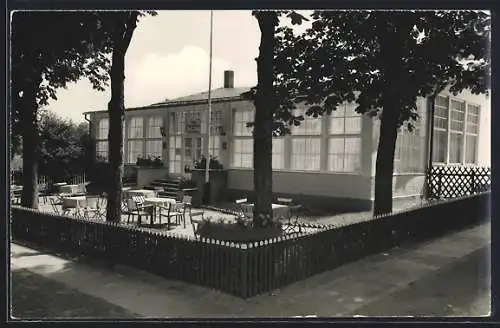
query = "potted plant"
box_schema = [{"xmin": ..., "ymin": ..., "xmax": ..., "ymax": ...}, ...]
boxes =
[
  {"xmin": 196, "ymin": 215, "xmax": 283, "ymax": 242},
  {"xmin": 153, "ymin": 156, "xmax": 163, "ymax": 167}
]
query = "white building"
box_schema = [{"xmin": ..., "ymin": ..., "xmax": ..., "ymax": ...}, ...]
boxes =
[{"xmin": 84, "ymin": 71, "xmax": 491, "ymax": 211}]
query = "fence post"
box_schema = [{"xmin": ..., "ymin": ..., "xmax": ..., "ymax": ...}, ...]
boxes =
[
  {"xmin": 438, "ymin": 171, "xmax": 442, "ymax": 199},
  {"xmin": 240, "ymin": 247, "xmax": 248, "ymax": 298},
  {"xmin": 471, "ymin": 170, "xmax": 476, "ymax": 195}
]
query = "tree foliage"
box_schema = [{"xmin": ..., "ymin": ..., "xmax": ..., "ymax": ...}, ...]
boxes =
[
  {"xmin": 272, "ymin": 10, "xmax": 490, "ymax": 215},
  {"xmin": 11, "ymin": 11, "xmax": 114, "ymax": 208},
  {"xmin": 37, "ymin": 110, "xmax": 91, "ymax": 181}
]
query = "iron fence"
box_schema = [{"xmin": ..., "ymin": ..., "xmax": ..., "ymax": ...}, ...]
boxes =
[{"xmin": 11, "ymin": 192, "xmax": 490, "ymax": 298}]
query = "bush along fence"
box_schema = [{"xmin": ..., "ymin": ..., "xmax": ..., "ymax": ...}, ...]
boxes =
[
  {"xmin": 10, "ymin": 170, "xmax": 87, "ymax": 187},
  {"xmin": 427, "ymin": 165, "xmax": 491, "ymax": 199},
  {"xmin": 11, "ymin": 192, "xmax": 490, "ymax": 298}
]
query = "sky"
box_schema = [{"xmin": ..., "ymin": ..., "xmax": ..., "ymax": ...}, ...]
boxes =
[{"xmin": 46, "ymin": 10, "xmax": 311, "ymax": 123}]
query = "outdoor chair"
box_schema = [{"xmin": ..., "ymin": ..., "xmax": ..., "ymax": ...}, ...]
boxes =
[
  {"xmin": 123, "ymin": 196, "xmax": 154, "ymax": 226},
  {"xmin": 83, "ymin": 195, "xmax": 105, "ymax": 220},
  {"xmin": 10, "ymin": 189, "xmax": 22, "ymax": 205},
  {"xmin": 49, "ymin": 197, "xmax": 63, "ymax": 215},
  {"xmin": 158, "ymin": 202, "xmax": 184, "ymax": 228},
  {"xmin": 38, "ymin": 183, "xmax": 50, "ymax": 204},
  {"xmin": 276, "ymin": 196, "xmax": 303, "ymax": 233},
  {"xmin": 190, "ymin": 212, "xmax": 205, "ymax": 240},
  {"xmin": 61, "ymin": 201, "xmax": 79, "ymax": 217},
  {"xmin": 180, "ymin": 195, "xmax": 204, "ymax": 229}
]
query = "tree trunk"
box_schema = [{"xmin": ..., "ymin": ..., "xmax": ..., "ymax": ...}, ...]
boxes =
[
  {"xmin": 20, "ymin": 80, "xmax": 40, "ymax": 209},
  {"xmin": 106, "ymin": 13, "xmax": 138, "ymax": 222},
  {"xmin": 373, "ymin": 105, "xmax": 399, "ymax": 215},
  {"xmin": 106, "ymin": 37, "xmax": 126, "ymax": 222},
  {"xmin": 253, "ymin": 12, "xmax": 276, "ymax": 227},
  {"xmin": 373, "ymin": 18, "xmax": 404, "ymax": 216}
]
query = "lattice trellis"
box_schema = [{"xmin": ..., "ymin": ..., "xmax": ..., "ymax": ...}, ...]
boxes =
[{"xmin": 426, "ymin": 165, "xmax": 491, "ymax": 199}]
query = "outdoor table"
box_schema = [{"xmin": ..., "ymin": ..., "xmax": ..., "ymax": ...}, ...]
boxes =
[
  {"xmin": 241, "ymin": 203, "xmax": 291, "ymax": 219},
  {"xmin": 59, "ymin": 184, "xmax": 80, "ymax": 195},
  {"xmin": 62, "ymin": 196, "xmax": 87, "ymax": 217},
  {"xmin": 144, "ymin": 197, "xmax": 177, "ymax": 226},
  {"xmin": 10, "ymin": 185, "xmax": 23, "ymax": 204},
  {"xmin": 125, "ymin": 189, "xmax": 156, "ymax": 199}
]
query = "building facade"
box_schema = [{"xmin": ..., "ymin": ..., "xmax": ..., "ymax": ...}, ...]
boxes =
[{"xmin": 84, "ymin": 71, "xmax": 491, "ymax": 211}]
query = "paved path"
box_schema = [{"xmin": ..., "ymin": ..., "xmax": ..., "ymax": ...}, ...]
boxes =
[{"xmin": 10, "ymin": 222, "xmax": 490, "ymax": 319}]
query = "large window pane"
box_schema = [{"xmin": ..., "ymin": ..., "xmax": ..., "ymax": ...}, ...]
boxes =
[
  {"xmin": 292, "ymin": 108, "xmax": 321, "ymax": 135},
  {"xmin": 330, "ymin": 103, "xmax": 361, "ymax": 135},
  {"xmin": 449, "ymin": 133, "xmax": 463, "ymax": 164},
  {"xmin": 127, "ymin": 140, "xmax": 144, "ymax": 164},
  {"xmin": 272, "ymin": 138, "xmax": 285, "ymax": 169},
  {"xmin": 98, "ymin": 118, "xmax": 109, "ymax": 139},
  {"xmin": 209, "ymin": 135, "xmax": 221, "ymax": 160},
  {"xmin": 146, "ymin": 140, "xmax": 162, "ymax": 159},
  {"xmin": 148, "ymin": 116, "xmax": 163, "ymax": 138},
  {"xmin": 96, "ymin": 141, "xmax": 108, "ymax": 161},
  {"xmin": 234, "ymin": 110, "xmax": 253, "ymax": 136},
  {"xmin": 129, "ymin": 117, "xmax": 143, "ymax": 138},
  {"xmin": 465, "ymin": 135, "xmax": 477, "ymax": 164},
  {"xmin": 233, "ymin": 138, "xmax": 253, "ymax": 168},
  {"xmin": 432, "ymin": 130, "xmax": 447, "ymax": 163},
  {"xmin": 291, "ymin": 138, "xmax": 321, "ymax": 171},
  {"xmin": 328, "ymin": 137, "xmax": 361, "ymax": 172}
]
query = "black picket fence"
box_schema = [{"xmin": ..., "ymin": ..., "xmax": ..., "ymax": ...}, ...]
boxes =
[
  {"xmin": 427, "ymin": 165, "xmax": 491, "ymax": 199},
  {"xmin": 11, "ymin": 192, "xmax": 490, "ymax": 298}
]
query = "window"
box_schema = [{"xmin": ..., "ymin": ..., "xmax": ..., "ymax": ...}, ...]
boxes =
[
  {"xmin": 129, "ymin": 117, "xmax": 143, "ymax": 138},
  {"xmin": 291, "ymin": 138, "xmax": 321, "ymax": 171},
  {"xmin": 327, "ymin": 102, "xmax": 362, "ymax": 172},
  {"xmin": 98, "ymin": 118, "xmax": 109, "ymax": 139},
  {"xmin": 291, "ymin": 107, "xmax": 322, "ymax": 135},
  {"xmin": 448, "ymin": 100, "xmax": 465, "ymax": 164},
  {"xmin": 330, "ymin": 103, "xmax": 361, "ymax": 134},
  {"xmin": 395, "ymin": 126, "xmax": 425, "ymax": 173},
  {"xmin": 95, "ymin": 118, "xmax": 109, "ymax": 161},
  {"xmin": 234, "ymin": 110, "xmax": 253, "ymax": 136},
  {"xmin": 272, "ymin": 138, "xmax": 285, "ymax": 169},
  {"xmin": 127, "ymin": 140, "xmax": 144, "ymax": 164},
  {"xmin": 96, "ymin": 141, "xmax": 108, "ymax": 161},
  {"xmin": 170, "ymin": 111, "xmax": 185, "ymax": 135},
  {"xmin": 328, "ymin": 137, "xmax": 361, "ymax": 172},
  {"xmin": 233, "ymin": 139, "xmax": 253, "ymax": 168},
  {"xmin": 146, "ymin": 140, "xmax": 162, "ymax": 158},
  {"xmin": 432, "ymin": 95, "xmax": 448, "ymax": 163},
  {"xmin": 147, "ymin": 116, "xmax": 163, "ymax": 138},
  {"xmin": 209, "ymin": 135, "xmax": 221, "ymax": 160},
  {"xmin": 169, "ymin": 136, "xmax": 182, "ymax": 174},
  {"xmin": 465, "ymin": 104, "xmax": 479, "ymax": 163},
  {"xmin": 432, "ymin": 96, "xmax": 480, "ymax": 165},
  {"xmin": 145, "ymin": 116, "xmax": 163, "ymax": 160},
  {"xmin": 394, "ymin": 103, "xmax": 425, "ymax": 173}
]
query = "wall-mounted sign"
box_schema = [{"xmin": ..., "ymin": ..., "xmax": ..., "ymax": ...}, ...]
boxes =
[{"xmin": 185, "ymin": 119, "xmax": 201, "ymax": 133}]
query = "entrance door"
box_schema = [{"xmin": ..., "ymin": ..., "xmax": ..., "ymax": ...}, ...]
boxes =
[{"xmin": 183, "ymin": 136, "xmax": 204, "ymax": 173}]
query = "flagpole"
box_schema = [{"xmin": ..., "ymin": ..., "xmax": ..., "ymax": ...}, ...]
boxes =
[{"xmin": 205, "ymin": 10, "xmax": 213, "ymax": 185}]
